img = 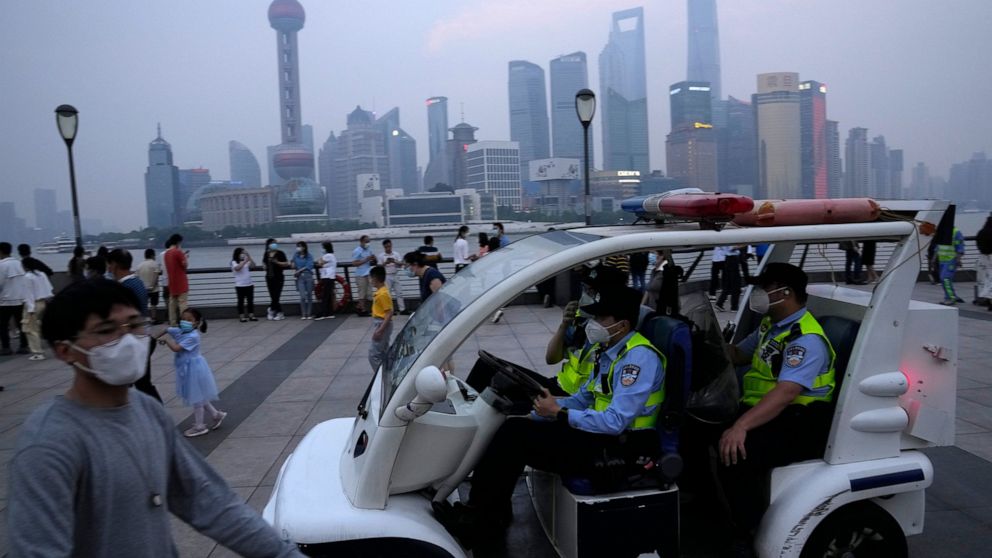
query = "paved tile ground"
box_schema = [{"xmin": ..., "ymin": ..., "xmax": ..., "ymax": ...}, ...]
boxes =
[{"xmin": 1, "ymin": 281, "xmax": 991, "ymax": 556}]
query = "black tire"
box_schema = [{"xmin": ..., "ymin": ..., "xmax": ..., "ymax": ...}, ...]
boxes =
[{"xmin": 799, "ymin": 501, "xmax": 907, "ymax": 558}]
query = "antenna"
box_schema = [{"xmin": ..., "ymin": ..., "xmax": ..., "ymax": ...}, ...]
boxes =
[
  {"xmin": 157, "ymin": 122, "xmax": 162, "ymax": 138},
  {"xmin": 460, "ymin": 102, "xmax": 465, "ymax": 122}
]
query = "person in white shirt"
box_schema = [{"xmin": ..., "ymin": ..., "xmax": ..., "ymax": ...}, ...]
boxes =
[
  {"xmin": 231, "ymin": 247, "xmax": 258, "ymax": 323},
  {"xmin": 377, "ymin": 239, "xmax": 407, "ymax": 315},
  {"xmin": 453, "ymin": 225, "xmax": 472, "ymax": 272},
  {"xmin": 0, "ymin": 242, "xmax": 29, "ymax": 356},
  {"xmin": 315, "ymin": 241, "xmax": 338, "ymax": 320},
  {"xmin": 709, "ymin": 245, "xmax": 728, "ymax": 299},
  {"xmin": 135, "ymin": 249, "xmax": 162, "ymax": 323},
  {"xmin": 21, "ymin": 258, "xmax": 54, "ymax": 360}
]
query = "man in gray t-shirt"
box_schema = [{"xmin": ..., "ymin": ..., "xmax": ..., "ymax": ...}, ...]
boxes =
[{"xmin": 7, "ymin": 278, "xmax": 304, "ymax": 558}]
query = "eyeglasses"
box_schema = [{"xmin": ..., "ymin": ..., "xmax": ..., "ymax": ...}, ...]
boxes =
[{"xmin": 76, "ymin": 319, "xmax": 151, "ymax": 343}]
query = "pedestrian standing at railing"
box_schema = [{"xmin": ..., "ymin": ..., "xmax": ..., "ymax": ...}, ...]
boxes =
[
  {"xmin": 976, "ymin": 214, "xmax": 992, "ymax": 310},
  {"xmin": 231, "ymin": 247, "xmax": 258, "ymax": 323},
  {"xmin": 315, "ymin": 241, "xmax": 337, "ymax": 320},
  {"xmin": 709, "ymin": 246, "xmax": 727, "ymax": 299},
  {"xmin": 263, "ymin": 238, "xmax": 290, "ymax": 321},
  {"xmin": 937, "ymin": 227, "xmax": 965, "ymax": 306},
  {"xmin": 351, "ymin": 235, "xmax": 375, "ymax": 317},
  {"xmin": 378, "ymin": 239, "xmax": 408, "ymax": 316},
  {"xmin": 862, "ymin": 240, "xmax": 878, "ymax": 283},
  {"xmin": 292, "ymin": 241, "xmax": 316, "ymax": 320},
  {"xmin": 163, "ymin": 234, "xmax": 189, "ymax": 325},
  {"xmin": 136, "ymin": 249, "xmax": 162, "ymax": 324}
]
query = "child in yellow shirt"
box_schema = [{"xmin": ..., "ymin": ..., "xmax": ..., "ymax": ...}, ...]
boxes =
[{"xmin": 369, "ymin": 265, "xmax": 393, "ymax": 371}]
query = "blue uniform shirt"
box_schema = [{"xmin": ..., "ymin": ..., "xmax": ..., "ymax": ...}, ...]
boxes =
[
  {"xmin": 556, "ymin": 331, "xmax": 664, "ymax": 435},
  {"xmin": 292, "ymin": 252, "xmax": 314, "ymax": 273},
  {"xmin": 737, "ymin": 307, "xmax": 831, "ymax": 398},
  {"xmin": 352, "ymin": 246, "xmax": 373, "ymax": 277}
]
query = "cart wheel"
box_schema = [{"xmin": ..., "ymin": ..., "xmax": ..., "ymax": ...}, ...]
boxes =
[{"xmin": 799, "ymin": 501, "xmax": 907, "ymax": 558}]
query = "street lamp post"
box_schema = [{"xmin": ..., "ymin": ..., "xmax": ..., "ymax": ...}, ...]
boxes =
[
  {"xmin": 574, "ymin": 89, "xmax": 596, "ymax": 226},
  {"xmin": 55, "ymin": 104, "xmax": 83, "ymax": 249}
]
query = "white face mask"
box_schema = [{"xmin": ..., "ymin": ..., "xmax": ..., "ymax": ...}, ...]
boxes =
[
  {"xmin": 69, "ymin": 334, "xmax": 149, "ymax": 386},
  {"xmin": 584, "ymin": 319, "xmax": 623, "ymax": 345},
  {"xmin": 748, "ymin": 286, "xmax": 789, "ymax": 314}
]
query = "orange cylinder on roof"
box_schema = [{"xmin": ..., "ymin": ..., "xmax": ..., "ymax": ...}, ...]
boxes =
[{"xmin": 732, "ymin": 198, "xmax": 881, "ymax": 227}]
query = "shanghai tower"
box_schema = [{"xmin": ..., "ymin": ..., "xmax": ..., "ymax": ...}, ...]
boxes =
[
  {"xmin": 687, "ymin": 0, "xmax": 722, "ymax": 104},
  {"xmin": 268, "ymin": 0, "xmax": 314, "ymax": 181}
]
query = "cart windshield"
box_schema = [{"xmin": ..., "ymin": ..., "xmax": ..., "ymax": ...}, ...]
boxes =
[{"xmin": 380, "ymin": 230, "xmax": 601, "ymax": 410}]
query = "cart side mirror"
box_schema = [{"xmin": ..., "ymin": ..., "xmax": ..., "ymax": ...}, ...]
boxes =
[{"xmin": 394, "ymin": 366, "xmax": 448, "ymax": 422}]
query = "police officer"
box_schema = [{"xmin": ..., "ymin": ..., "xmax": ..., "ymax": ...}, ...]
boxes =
[
  {"xmin": 718, "ymin": 263, "xmax": 836, "ymax": 555},
  {"xmin": 543, "ymin": 264, "xmax": 629, "ymax": 395},
  {"xmin": 937, "ymin": 226, "xmax": 966, "ymax": 305},
  {"xmin": 434, "ymin": 287, "xmax": 665, "ymax": 543}
]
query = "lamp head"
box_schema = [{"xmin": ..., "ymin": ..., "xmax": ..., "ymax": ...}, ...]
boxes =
[
  {"xmin": 55, "ymin": 104, "xmax": 79, "ymax": 145},
  {"xmin": 575, "ymin": 89, "xmax": 596, "ymax": 127}
]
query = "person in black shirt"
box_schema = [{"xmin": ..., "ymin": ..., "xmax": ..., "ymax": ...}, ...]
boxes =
[
  {"xmin": 262, "ymin": 238, "xmax": 290, "ymax": 320},
  {"xmin": 403, "ymin": 251, "xmax": 446, "ymax": 302},
  {"xmin": 417, "ymin": 236, "xmax": 442, "ymax": 269}
]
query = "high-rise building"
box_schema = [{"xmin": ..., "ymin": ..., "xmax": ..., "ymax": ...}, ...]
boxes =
[
  {"xmin": 869, "ymin": 136, "xmax": 890, "ymax": 198},
  {"xmin": 466, "ymin": 141, "xmax": 522, "ymax": 210},
  {"xmin": 374, "ymin": 108, "xmax": 419, "ymax": 195},
  {"xmin": 326, "ymin": 106, "xmax": 390, "ymax": 219},
  {"xmin": 178, "ymin": 168, "xmax": 211, "ymax": 223},
  {"xmin": 666, "ymin": 124, "xmax": 718, "ymax": 191},
  {"xmin": 754, "ymin": 72, "xmax": 801, "ymax": 198},
  {"xmin": 910, "ymin": 162, "xmax": 931, "ymax": 199},
  {"xmin": 599, "ymin": 7, "xmax": 649, "ymax": 175},
  {"xmin": 423, "ymin": 96, "xmax": 450, "ymax": 189},
  {"xmin": 550, "ymin": 52, "xmax": 592, "ymax": 162},
  {"xmin": 268, "ymin": 0, "xmax": 315, "ymax": 184},
  {"xmin": 844, "ymin": 127, "xmax": 870, "ymax": 198},
  {"xmin": 508, "ymin": 60, "xmax": 550, "ymax": 184},
  {"xmin": 447, "ymin": 122, "xmax": 479, "ymax": 191},
  {"xmin": 669, "ymin": 81, "xmax": 713, "ymax": 129},
  {"xmin": 687, "ymin": 0, "xmax": 722, "ymax": 106},
  {"xmin": 33, "ymin": 188, "xmax": 57, "ymax": 232},
  {"xmin": 666, "ymin": 81, "xmax": 717, "ymax": 190},
  {"xmin": 718, "ymin": 96, "xmax": 757, "ymax": 195},
  {"xmin": 826, "ymin": 120, "xmax": 842, "ymax": 198},
  {"xmin": 317, "ymin": 132, "xmax": 337, "ymax": 203},
  {"xmin": 889, "ymin": 149, "xmax": 904, "ymax": 199},
  {"xmin": 799, "ymin": 81, "xmax": 828, "ymax": 199},
  {"xmin": 229, "ymin": 141, "xmax": 262, "ymax": 188},
  {"xmin": 144, "ymin": 125, "xmax": 180, "ymax": 228}
]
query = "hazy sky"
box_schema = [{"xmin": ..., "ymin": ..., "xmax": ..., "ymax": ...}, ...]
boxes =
[{"xmin": 2, "ymin": 0, "xmax": 990, "ymax": 232}]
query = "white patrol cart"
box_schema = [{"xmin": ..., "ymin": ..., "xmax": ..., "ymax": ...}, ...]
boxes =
[{"xmin": 263, "ymin": 199, "xmax": 957, "ymax": 557}]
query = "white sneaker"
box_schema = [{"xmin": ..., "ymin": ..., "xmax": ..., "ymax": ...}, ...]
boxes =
[
  {"xmin": 274, "ymin": 313, "xmax": 286, "ymax": 321},
  {"xmin": 300, "ymin": 316, "xmax": 307, "ymax": 320},
  {"xmin": 267, "ymin": 308, "xmax": 275, "ymax": 321},
  {"xmin": 183, "ymin": 425, "xmax": 209, "ymax": 438},
  {"xmin": 28, "ymin": 353, "xmax": 46, "ymax": 361}
]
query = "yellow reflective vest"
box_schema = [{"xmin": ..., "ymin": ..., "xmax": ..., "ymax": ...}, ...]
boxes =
[
  {"xmin": 741, "ymin": 311, "xmax": 836, "ymax": 407},
  {"xmin": 557, "ymin": 343, "xmax": 599, "ymax": 395},
  {"xmin": 589, "ymin": 332, "xmax": 667, "ymax": 430}
]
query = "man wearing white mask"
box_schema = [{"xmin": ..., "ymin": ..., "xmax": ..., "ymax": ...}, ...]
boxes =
[
  {"xmin": 711, "ymin": 262, "xmax": 836, "ymax": 556},
  {"xmin": 434, "ymin": 286, "xmax": 665, "ymax": 544},
  {"xmin": 7, "ymin": 279, "xmax": 304, "ymax": 557}
]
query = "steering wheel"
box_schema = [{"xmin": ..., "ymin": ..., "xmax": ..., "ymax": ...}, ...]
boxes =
[{"xmin": 478, "ymin": 350, "xmax": 547, "ymax": 399}]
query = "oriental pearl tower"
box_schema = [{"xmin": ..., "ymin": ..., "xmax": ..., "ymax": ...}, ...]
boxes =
[{"xmin": 269, "ymin": 0, "xmax": 313, "ymax": 181}]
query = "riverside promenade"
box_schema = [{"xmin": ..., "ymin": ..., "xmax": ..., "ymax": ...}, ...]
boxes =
[{"xmin": 1, "ymin": 282, "xmax": 991, "ymax": 556}]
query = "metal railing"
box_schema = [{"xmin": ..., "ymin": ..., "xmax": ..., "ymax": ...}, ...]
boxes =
[{"xmin": 41, "ymin": 237, "xmax": 969, "ymax": 317}]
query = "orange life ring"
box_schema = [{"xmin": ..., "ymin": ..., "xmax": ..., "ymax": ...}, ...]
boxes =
[{"xmin": 314, "ymin": 275, "xmax": 352, "ymax": 312}]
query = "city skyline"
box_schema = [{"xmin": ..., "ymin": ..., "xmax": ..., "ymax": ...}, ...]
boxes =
[{"xmin": 1, "ymin": 0, "xmax": 990, "ymax": 230}]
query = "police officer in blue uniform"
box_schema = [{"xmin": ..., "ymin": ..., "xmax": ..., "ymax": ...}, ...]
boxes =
[
  {"xmin": 434, "ymin": 287, "xmax": 665, "ymax": 544},
  {"xmin": 690, "ymin": 263, "xmax": 836, "ymax": 557}
]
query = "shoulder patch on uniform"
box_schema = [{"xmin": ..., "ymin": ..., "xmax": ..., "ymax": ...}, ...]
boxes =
[
  {"xmin": 785, "ymin": 345, "xmax": 807, "ymax": 367},
  {"xmin": 620, "ymin": 364, "xmax": 641, "ymax": 387}
]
